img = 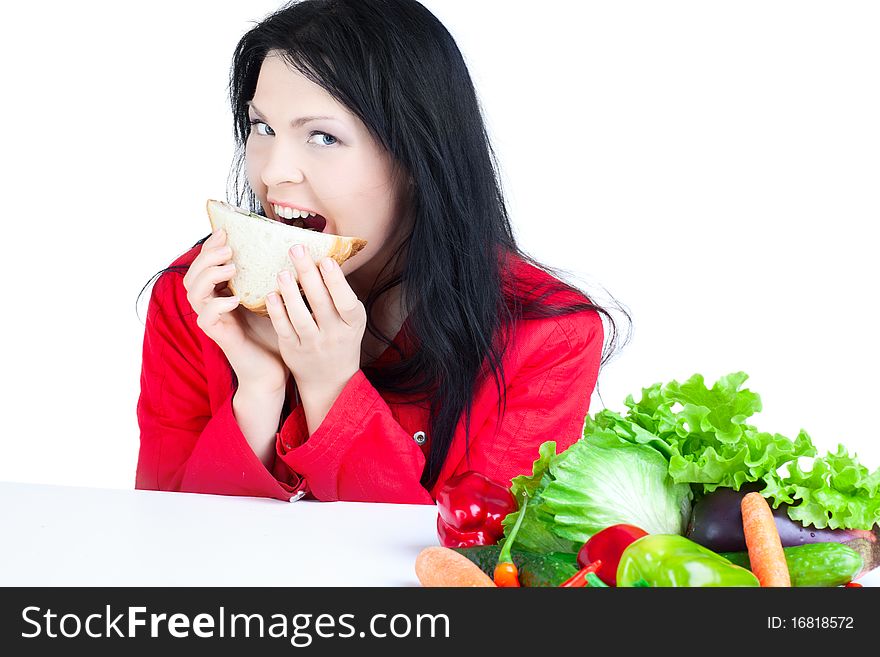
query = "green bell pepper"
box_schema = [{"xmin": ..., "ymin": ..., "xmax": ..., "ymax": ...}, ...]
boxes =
[{"xmin": 617, "ymin": 535, "xmax": 760, "ymax": 587}]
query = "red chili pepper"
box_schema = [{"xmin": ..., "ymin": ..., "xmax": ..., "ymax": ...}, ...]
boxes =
[
  {"xmin": 845, "ymin": 582, "xmax": 863, "ymax": 588},
  {"xmin": 493, "ymin": 561, "xmax": 520, "ymax": 588},
  {"xmin": 436, "ymin": 471, "xmax": 517, "ymax": 548},
  {"xmin": 560, "ymin": 560, "xmax": 604, "ymax": 588},
  {"xmin": 578, "ymin": 524, "xmax": 649, "ymax": 587},
  {"xmin": 493, "ymin": 490, "xmax": 530, "ymax": 587}
]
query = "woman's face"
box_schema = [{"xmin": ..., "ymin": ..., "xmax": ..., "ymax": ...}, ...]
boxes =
[{"xmin": 245, "ymin": 51, "xmax": 408, "ymax": 296}]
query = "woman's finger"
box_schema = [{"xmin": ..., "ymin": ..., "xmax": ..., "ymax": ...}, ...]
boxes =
[
  {"xmin": 276, "ymin": 269, "xmax": 319, "ymax": 343},
  {"xmin": 194, "ymin": 294, "xmax": 240, "ymax": 335},
  {"xmin": 318, "ymin": 257, "xmax": 365, "ymax": 327},
  {"xmin": 187, "ymin": 262, "xmax": 236, "ymax": 310},
  {"xmin": 290, "ymin": 246, "xmax": 335, "ymax": 329},
  {"xmin": 265, "ymin": 290, "xmax": 297, "ymax": 344},
  {"xmin": 195, "ymin": 247, "xmax": 235, "ymax": 287},
  {"xmin": 183, "ymin": 240, "xmax": 232, "ymax": 292}
]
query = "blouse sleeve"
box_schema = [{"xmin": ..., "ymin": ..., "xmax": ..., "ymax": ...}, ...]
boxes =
[
  {"xmin": 135, "ymin": 270, "xmax": 304, "ymax": 502},
  {"xmin": 275, "ymin": 310, "xmax": 603, "ymax": 503}
]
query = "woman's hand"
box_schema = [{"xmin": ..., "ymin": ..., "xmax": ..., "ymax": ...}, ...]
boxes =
[
  {"xmin": 182, "ymin": 229, "xmax": 289, "ymax": 393},
  {"xmin": 266, "ymin": 244, "xmax": 367, "ymax": 399}
]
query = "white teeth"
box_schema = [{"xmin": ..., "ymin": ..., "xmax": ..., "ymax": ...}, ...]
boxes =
[{"xmin": 273, "ymin": 204, "xmax": 318, "ymax": 220}]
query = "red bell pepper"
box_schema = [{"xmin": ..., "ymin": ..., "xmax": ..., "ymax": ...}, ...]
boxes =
[
  {"xmin": 436, "ymin": 471, "xmax": 517, "ymax": 548},
  {"xmin": 578, "ymin": 524, "xmax": 649, "ymax": 586}
]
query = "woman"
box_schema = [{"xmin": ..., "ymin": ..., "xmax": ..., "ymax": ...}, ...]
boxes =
[{"xmin": 136, "ymin": 0, "xmax": 628, "ymax": 504}]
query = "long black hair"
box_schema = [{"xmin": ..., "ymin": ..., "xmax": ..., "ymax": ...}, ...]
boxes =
[{"xmin": 138, "ymin": 0, "xmax": 631, "ymax": 492}]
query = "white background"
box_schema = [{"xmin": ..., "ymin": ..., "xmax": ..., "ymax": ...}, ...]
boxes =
[{"xmin": 0, "ymin": 0, "xmax": 877, "ymax": 490}]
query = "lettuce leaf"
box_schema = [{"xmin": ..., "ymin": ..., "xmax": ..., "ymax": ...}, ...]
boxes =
[
  {"xmin": 622, "ymin": 372, "xmax": 880, "ymax": 530},
  {"xmin": 539, "ymin": 432, "xmax": 692, "ymax": 543},
  {"xmin": 502, "ymin": 433, "xmax": 692, "ymax": 552},
  {"xmin": 782, "ymin": 445, "xmax": 880, "ymax": 529},
  {"xmin": 502, "ymin": 442, "xmax": 582, "ymax": 554}
]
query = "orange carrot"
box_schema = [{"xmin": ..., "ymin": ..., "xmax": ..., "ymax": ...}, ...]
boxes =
[
  {"xmin": 415, "ymin": 547, "xmax": 497, "ymax": 587},
  {"xmin": 741, "ymin": 492, "xmax": 791, "ymax": 587}
]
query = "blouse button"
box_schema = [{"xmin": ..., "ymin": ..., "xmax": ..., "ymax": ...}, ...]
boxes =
[{"xmin": 413, "ymin": 430, "xmax": 427, "ymax": 445}]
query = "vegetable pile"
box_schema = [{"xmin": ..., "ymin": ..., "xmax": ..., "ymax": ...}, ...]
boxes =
[{"xmin": 415, "ymin": 371, "xmax": 880, "ymax": 588}]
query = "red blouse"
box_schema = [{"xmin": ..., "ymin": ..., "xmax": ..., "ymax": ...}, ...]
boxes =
[{"xmin": 136, "ymin": 243, "xmax": 604, "ymax": 504}]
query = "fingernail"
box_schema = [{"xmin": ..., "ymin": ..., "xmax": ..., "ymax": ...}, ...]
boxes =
[
  {"xmin": 321, "ymin": 257, "xmax": 335, "ymax": 272},
  {"xmin": 278, "ymin": 270, "xmax": 292, "ymax": 284},
  {"xmin": 267, "ymin": 292, "xmax": 280, "ymax": 306},
  {"xmin": 291, "ymin": 244, "xmax": 305, "ymax": 259}
]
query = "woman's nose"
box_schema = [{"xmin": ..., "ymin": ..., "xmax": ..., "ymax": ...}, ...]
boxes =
[{"xmin": 261, "ymin": 143, "xmax": 306, "ymax": 186}]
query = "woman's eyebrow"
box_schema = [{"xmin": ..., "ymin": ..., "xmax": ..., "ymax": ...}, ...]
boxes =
[{"xmin": 246, "ymin": 101, "xmax": 340, "ymax": 127}]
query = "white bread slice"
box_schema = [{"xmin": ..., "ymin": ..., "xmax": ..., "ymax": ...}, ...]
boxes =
[{"xmin": 206, "ymin": 199, "xmax": 367, "ymax": 316}]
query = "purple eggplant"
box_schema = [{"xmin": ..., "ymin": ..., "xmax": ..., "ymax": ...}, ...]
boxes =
[{"xmin": 686, "ymin": 486, "xmax": 877, "ymax": 553}]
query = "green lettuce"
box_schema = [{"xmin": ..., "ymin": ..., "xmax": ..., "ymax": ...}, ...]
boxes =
[
  {"xmin": 619, "ymin": 372, "xmax": 880, "ymax": 530},
  {"xmin": 502, "ymin": 433, "xmax": 692, "ymax": 553},
  {"xmin": 502, "ymin": 442, "xmax": 580, "ymax": 554}
]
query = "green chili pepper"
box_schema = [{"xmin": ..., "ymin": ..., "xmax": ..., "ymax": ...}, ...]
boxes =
[{"xmin": 617, "ymin": 535, "xmax": 760, "ymax": 587}]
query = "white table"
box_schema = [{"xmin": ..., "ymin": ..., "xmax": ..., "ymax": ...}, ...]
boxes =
[
  {"xmin": 0, "ymin": 482, "xmax": 438, "ymax": 586},
  {"xmin": 2, "ymin": 482, "xmax": 877, "ymax": 587}
]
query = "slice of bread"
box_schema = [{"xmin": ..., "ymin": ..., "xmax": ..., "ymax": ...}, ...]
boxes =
[{"xmin": 206, "ymin": 199, "xmax": 367, "ymax": 316}]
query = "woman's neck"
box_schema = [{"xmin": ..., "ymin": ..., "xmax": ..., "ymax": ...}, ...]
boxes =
[
  {"xmin": 349, "ymin": 274, "xmax": 408, "ymax": 367},
  {"xmin": 346, "ymin": 239, "xmax": 409, "ymax": 365}
]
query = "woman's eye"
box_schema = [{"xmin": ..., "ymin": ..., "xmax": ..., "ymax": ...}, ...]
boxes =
[
  {"xmin": 308, "ymin": 131, "xmax": 339, "ymax": 147},
  {"xmin": 248, "ymin": 119, "xmax": 274, "ymax": 136},
  {"xmin": 247, "ymin": 120, "xmax": 337, "ymax": 146}
]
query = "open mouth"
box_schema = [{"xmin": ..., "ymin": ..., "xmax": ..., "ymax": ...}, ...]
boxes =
[
  {"xmin": 279, "ymin": 213, "xmax": 327, "ymax": 232},
  {"xmin": 270, "ymin": 203, "xmax": 328, "ymax": 233}
]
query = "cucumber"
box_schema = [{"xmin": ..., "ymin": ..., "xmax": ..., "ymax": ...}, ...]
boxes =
[
  {"xmin": 451, "ymin": 545, "xmax": 579, "ymax": 587},
  {"xmin": 719, "ymin": 542, "xmax": 862, "ymax": 587}
]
